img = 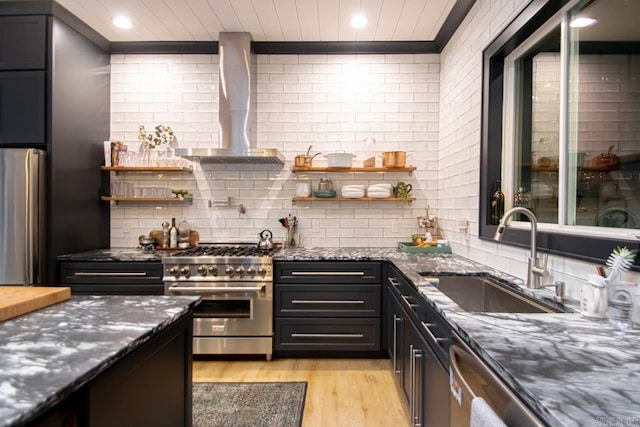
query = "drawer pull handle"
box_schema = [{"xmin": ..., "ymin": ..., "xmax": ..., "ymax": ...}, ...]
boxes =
[
  {"xmin": 291, "ymin": 271, "xmax": 365, "ymax": 276},
  {"xmin": 421, "ymin": 321, "xmax": 446, "ymax": 343},
  {"xmin": 290, "ymin": 333, "xmax": 365, "ymax": 338},
  {"xmin": 401, "ymin": 294, "xmax": 418, "ymax": 309},
  {"xmin": 291, "ymin": 300, "xmax": 365, "ymax": 305},
  {"xmin": 168, "ymin": 284, "xmax": 264, "ymax": 294},
  {"xmin": 74, "ymin": 272, "xmax": 148, "ymax": 277},
  {"xmin": 388, "ymin": 277, "xmax": 400, "ymax": 286}
]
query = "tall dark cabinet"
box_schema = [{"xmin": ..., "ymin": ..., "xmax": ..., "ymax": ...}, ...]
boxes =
[{"xmin": 0, "ymin": 5, "xmax": 110, "ymax": 285}]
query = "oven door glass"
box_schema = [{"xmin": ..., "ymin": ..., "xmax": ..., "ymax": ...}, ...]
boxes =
[{"xmin": 188, "ymin": 284, "xmax": 273, "ymax": 337}]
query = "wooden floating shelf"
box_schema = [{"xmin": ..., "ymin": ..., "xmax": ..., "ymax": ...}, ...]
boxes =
[
  {"xmin": 291, "ymin": 166, "xmax": 416, "ymax": 173},
  {"xmin": 101, "ymin": 196, "xmax": 193, "ymax": 204},
  {"xmin": 101, "ymin": 166, "xmax": 193, "ymax": 173},
  {"xmin": 292, "ymin": 196, "xmax": 415, "ymax": 203}
]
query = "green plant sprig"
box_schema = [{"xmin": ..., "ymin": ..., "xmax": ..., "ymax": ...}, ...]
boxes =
[{"xmin": 137, "ymin": 124, "xmax": 175, "ymax": 149}]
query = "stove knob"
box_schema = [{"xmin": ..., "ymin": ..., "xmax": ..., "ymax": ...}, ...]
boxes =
[
  {"xmin": 257, "ymin": 267, "xmax": 267, "ymax": 277},
  {"xmin": 168, "ymin": 266, "xmax": 179, "ymax": 276},
  {"xmin": 246, "ymin": 267, "xmax": 256, "ymax": 276},
  {"xmin": 180, "ymin": 267, "xmax": 191, "ymax": 278},
  {"xmin": 208, "ymin": 266, "xmax": 218, "ymax": 276},
  {"xmin": 225, "ymin": 266, "xmax": 235, "ymax": 276},
  {"xmin": 197, "ymin": 265, "xmax": 207, "ymax": 276},
  {"xmin": 235, "ymin": 266, "xmax": 245, "ymax": 276}
]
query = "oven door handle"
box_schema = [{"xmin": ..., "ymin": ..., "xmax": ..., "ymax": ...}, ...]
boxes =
[{"xmin": 168, "ymin": 284, "xmax": 265, "ymax": 294}]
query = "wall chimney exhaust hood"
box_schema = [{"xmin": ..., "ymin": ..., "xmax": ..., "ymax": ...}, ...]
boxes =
[{"xmin": 175, "ymin": 32, "xmax": 284, "ymax": 164}]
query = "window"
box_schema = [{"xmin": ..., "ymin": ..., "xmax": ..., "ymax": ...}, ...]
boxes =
[{"xmin": 479, "ymin": 0, "xmax": 640, "ymax": 268}]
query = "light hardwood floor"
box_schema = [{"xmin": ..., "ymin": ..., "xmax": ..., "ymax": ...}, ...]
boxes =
[{"xmin": 193, "ymin": 358, "xmax": 409, "ymax": 427}]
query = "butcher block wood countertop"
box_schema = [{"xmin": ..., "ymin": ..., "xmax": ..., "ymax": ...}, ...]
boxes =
[{"xmin": 0, "ymin": 286, "xmax": 71, "ymax": 322}]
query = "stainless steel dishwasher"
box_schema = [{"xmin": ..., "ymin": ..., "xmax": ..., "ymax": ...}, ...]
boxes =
[{"xmin": 449, "ymin": 332, "xmax": 545, "ymax": 427}]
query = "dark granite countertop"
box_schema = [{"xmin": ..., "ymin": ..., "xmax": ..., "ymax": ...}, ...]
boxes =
[
  {"xmin": 57, "ymin": 248, "xmax": 163, "ymax": 262},
  {"xmin": 0, "ymin": 295, "xmax": 199, "ymax": 427},
  {"xmin": 276, "ymin": 247, "xmax": 640, "ymax": 427}
]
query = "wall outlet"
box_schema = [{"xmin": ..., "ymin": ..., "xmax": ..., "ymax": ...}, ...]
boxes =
[
  {"xmin": 391, "ymin": 220, "xmax": 399, "ymax": 233},
  {"xmin": 312, "ymin": 220, "xmax": 319, "ymax": 233},
  {"xmin": 457, "ymin": 218, "xmax": 469, "ymax": 231}
]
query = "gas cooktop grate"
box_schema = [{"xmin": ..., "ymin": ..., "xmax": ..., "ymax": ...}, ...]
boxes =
[{"xmin": 168, "ymin": 245, "xmax": 280, "ymax": 257}]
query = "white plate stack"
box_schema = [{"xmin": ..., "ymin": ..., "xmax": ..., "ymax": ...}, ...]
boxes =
[
  {"xmin": 367, "ymin": 183, "xmax": 392, "ymax": 198},
  {"xmin": 341, "ymin": 184, "xmax": 366, "ymax": 198}
]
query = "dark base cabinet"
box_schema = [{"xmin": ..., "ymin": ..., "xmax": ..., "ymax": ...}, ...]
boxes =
[
  {"xmin": 274, "ymin": 261, "xmax": 383, "ymax": 356},
  {"xmin": 31, "ymin": 312, "xmax": 193, "ymax": 427},
  {"xmin": 388, "ymin": 265, "xmax": 450, "ymax": 427},
  {"xmin": 58, "ymin": 261, "xmax": 164, "ymax": 295}
]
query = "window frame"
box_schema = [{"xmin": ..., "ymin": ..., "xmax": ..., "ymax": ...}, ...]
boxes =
[{"xmin": 478, "ymin": 0, "xmax": 640, "ymax": 270}]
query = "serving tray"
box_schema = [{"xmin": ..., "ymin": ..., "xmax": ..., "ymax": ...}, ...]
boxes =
[{"xmin": 397, "ymin": 242, "xmax": 452, "ymax": 254}]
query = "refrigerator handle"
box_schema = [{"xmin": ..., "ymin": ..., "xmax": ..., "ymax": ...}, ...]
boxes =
[{"xmin": 25, "ymin": 149, "xmax": 36, "ymax": 284}]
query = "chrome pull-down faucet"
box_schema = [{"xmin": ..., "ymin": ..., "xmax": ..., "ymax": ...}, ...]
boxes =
[{"xmin": 493, "ymin": 207, "xmax": 549, "ymax": 289}]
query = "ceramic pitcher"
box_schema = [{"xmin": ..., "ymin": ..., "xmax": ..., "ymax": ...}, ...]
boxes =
[{"xmin": 580, "ymin": 274, "xmax": 607, "ymax": 318}]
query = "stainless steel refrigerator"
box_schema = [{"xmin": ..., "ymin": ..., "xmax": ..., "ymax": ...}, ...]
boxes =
[{"xmin": 0, "ymin": 148, "xmax": 46, "ymax": 285}]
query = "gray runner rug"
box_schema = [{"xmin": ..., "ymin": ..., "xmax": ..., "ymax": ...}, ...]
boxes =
[{"xmin": 192, "ymin": 382, "xmax": 307, "ymax": 427}]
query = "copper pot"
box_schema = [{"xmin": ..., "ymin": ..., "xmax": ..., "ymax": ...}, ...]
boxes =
[
  {"xmin": 295, "ymin": 153, "xmax": 321, "ymax": 168},
  {"xmin": 295, "ymin": 155, "xmax": 310, "ymax": 167},
  {"xmin": 381, "ymin": 151, "xmax": 407, "ymax": 168}
]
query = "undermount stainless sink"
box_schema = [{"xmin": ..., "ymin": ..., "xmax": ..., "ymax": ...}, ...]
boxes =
[{"xmin": 421, "ymin": 275, "xmax": 565, "ymax": 314}]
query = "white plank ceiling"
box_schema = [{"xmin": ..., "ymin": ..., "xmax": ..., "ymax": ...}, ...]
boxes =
[{"xmin": 51, "ymin": 0, "xmax": 458, "ymax": 42}]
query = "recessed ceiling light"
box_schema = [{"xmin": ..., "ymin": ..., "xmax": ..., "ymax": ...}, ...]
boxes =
[
  {"xmin": 112, "ymin": 16, "xmax": 132, "ymax": 29},
  {"xmin": 570, "ymin": 17, "xmax": 597, "ymax": 28},
  {"xmin": 350, "ymin": 14, "xmax": 368, "ymax": 29}
]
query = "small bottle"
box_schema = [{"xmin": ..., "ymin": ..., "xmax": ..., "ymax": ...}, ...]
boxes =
[
  {"xmin": 161, "ymin": 221, "xmax": 170, "ymax": 248},
  {"xmin": 169, "ymin": 217, "xmax": 178, "ymax": 248},
  {"xmin": 490, "ymin": 180, "xmax": 505, "ymax": 225},
  {"xmin": 513, "ymin": 187, "xmax": 524, "ymax": 208}
]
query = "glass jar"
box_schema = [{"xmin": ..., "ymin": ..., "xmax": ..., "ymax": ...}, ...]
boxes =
[
  {"xmin": 607, "ymin": 281, "xmax": 637, "ymax": 331},
  {"xmin": 318, "ymin": 178, "xmax": 333, "ymax": 191},
  {"xmin": 177, "ymin": 218, "xmax": 191, "ymax": 249}
]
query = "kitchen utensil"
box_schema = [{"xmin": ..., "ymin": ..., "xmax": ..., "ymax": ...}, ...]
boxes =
[
  {"xmin": 580, "ymin": 274, "xmax": 607, "ymax": 318},
  {"xmin": 295, "ymin": 154, "xmax": 310, "ymax": 167},
  {"xmin": 279, "ymin": 218, "xmax": 287, "ymax": 228},
  {"xmin": 138, "ymin": 234, "xmax": 156, "ymax": 252},
  {"xmin": 325, "ymin": 151, "xmax": 356, "ymax": 168},
  {"xmin": 258, "ymin": 229, "xmax": 274, "ymax": 251},
  {"xmin": 381, "ymin": 151, "xmax": 409, "ymax": 168},
  {"xmin": 0, "ymin": 286, "xmax": 70, "ymax": 322}
]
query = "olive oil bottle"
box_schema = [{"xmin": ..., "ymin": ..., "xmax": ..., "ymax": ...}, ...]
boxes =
[{"xmin": 490, "ymin": 180, "xmax": 505, "ymax": 225}]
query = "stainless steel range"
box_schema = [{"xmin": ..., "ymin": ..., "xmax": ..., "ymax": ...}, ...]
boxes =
[{"xmin": 162, "ymin": 242, "xmax": 280, "ymax": 360}]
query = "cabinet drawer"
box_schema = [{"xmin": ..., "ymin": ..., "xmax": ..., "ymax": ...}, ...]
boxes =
[
  {"xmin": 275, "ymin": 261, "xmax": 381, "ymax": 284},
  {"xmin": 275, "ymin": 284, "xmax": 380, "ymax": 317},
  {"xmin": 58, "ymin": 262, "xmax": 164, "ymax": 295},
  {"xmin": 0, "ymin": 16, "xmax": 47, "ymax": 70},
  {"xmin": 275, "ymin": 318, "xmax": 380, "ymax": 351}
]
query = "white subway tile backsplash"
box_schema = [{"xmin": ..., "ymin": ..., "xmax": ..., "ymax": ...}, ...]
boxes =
[{"xmin": 110, "ymin": 52, "xmax": 439, "ymax": 248}]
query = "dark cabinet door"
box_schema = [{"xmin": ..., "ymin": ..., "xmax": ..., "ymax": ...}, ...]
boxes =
[
  {"xmin": 0, "ymin": 70, "xmax": 45, "ymax": 145},
  {"xmin": 0, "ymin": 16, "xmax": 47, "ymax": 70},
  {"xmin": 388, "ymin": 291, "xmax": 406, "ymax": 398},
  {"xmin": 405, "ymin": 317, "xmax": 450, "ymax": 427}
]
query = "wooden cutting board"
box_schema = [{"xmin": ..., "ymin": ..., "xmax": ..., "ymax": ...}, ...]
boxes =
[{"xmin": 0, "ymin": 286, "xmax": 71, "ymax": 322}]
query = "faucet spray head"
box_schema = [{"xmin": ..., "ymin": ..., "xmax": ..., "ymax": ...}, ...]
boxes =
[{"xmin": 494, "ymin": 224, "xmax": 506, "ymax": 241}]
